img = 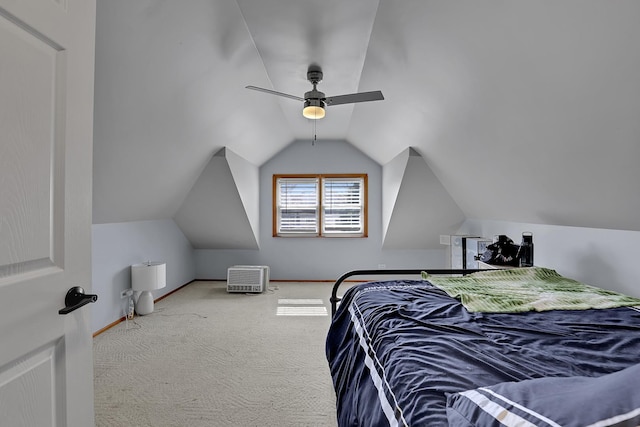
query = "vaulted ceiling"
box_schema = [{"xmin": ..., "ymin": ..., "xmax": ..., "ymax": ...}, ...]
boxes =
[{"xmin": 93, "ymin": 1, "xmax": 640, "ymax": 235}]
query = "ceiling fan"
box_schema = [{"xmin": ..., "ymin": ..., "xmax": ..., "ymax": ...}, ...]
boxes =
[{"xmin": 246, "ymin": 64, "xmax": 384, "ymax": 120}]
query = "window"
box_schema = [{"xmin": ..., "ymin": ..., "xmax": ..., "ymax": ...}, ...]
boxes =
[{"xmin": 273, "ymin": 174, "xmax": 367, "ymax": 237}]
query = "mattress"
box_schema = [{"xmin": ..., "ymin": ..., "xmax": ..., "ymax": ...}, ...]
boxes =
[{"xmin": 326, "ymin": 277, "xmax": 640, "ymax": 426}]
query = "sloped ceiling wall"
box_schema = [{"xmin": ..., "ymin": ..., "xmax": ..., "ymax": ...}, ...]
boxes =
[
  {"xmin": 383, "ymin": 148, "xmax": 465, "ymax": 249},
  {"xmin": 92, "ymin": 0, "xmax": 293, "ymax": 224},
  {"xmin": 174, "ymin": 148, "xmax": 259, "ymax": 249},
  {"xmin": 93, "ymin": 1, "xmax": 640, "ymax": 244},
  {"xmin": 352, "ymin": 1, "xmax": 640, "ymax": 232}
]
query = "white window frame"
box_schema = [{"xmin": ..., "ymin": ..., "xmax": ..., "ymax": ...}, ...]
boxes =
[{"xmin": 273, "ymin": 174, "xmax": 368, "ymax": 238}]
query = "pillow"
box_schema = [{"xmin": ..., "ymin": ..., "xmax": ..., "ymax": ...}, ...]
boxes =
[{"xmin": 446, "ymin": 363, "xmax": 640, "ymax": 427}]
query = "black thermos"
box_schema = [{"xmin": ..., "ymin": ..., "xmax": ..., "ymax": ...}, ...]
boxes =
[{"xmin": 518, "ymin": 232, "xmax": 534, "ymax": 267}]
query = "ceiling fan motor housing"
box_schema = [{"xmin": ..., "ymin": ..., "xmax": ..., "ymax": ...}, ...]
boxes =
[
  {"xmin": 304, "ymin": 98, "xmax": 324, "ymax": 108},
  {"xmin": 304, "ymin": 89, "xmax": 325, "ymax": 102}
]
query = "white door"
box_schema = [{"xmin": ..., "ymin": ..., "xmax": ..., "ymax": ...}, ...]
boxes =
[{"xmin": 0, "ymin": 0, "xmax": 96, "ymax": 425}]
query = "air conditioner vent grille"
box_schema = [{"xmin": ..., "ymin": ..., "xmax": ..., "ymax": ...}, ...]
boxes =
[
  {"xmin": 227, "ymin": 266, "xmax": 269, "ymax": 293},
  {"xmin": 228, "ymin": 269, "xmax": 262, "ymax": 285}
]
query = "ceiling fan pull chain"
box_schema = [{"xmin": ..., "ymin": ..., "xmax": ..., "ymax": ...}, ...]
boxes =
[{"xmin": 313, "ymin": 119, "xmax": 317, "ymax": 145}]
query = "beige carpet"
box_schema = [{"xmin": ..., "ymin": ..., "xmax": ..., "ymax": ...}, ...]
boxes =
[{"xmin": 94, "ymin": 281, "xmax": 341, "ymax": 427}]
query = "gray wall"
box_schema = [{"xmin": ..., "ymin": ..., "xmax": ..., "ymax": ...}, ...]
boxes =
[
  {"xmin": 461, "ymin": 219, "xmax": 640, "ymax": 298},
  {"xmin": 195, "ymin": 140, "xmax": 445, "ymax": 280},
  {"xmin": 90, "ymin": 142, "xmax": 640, "ymax": 336},
  {"xmin": 91, "ymin": 219, "xmax": 196, "ymax": 333}
]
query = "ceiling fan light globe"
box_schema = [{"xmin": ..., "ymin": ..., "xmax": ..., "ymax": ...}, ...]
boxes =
[
  {"xmin": 303, "ymin": 98, "xmax": 326, "ymax": 119},
  {"xmin": 303, "ymin": 105, "xmax": 325, "ymax": 119}
]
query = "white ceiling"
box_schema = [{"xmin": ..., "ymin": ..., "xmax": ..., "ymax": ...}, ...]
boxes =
[{"xmin": 93, "ymin": 0, "xmax": 640, "ymax": 233}]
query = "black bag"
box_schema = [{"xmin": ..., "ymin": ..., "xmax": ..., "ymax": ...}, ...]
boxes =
[{"xmin": 480, "ymin": 235, "xmax": 520, "ymax": 266}]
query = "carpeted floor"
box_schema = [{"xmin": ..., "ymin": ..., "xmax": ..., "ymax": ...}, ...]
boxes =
[{"xmin": 93, "ymin": 281, "xmax": 341, "ymax": 427}]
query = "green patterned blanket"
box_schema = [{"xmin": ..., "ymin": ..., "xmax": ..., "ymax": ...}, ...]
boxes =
[{"xmin": 421, "ymin": 267, "xmax": 640, "ymax": 313}]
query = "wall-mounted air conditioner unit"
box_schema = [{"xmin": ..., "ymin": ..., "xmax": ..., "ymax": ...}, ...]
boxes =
[{"xmin": 227, "ymin": 265, "xmax": 270, "ymax": 293}]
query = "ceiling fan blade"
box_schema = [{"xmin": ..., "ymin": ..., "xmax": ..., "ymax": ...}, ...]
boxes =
[
  {"xmin": 325, "ymin": 90, "xmax": 384, "ymax": 106},
  {"xmin": 245, "ymin": 85, "xmax": 304, "ymax": 102}
]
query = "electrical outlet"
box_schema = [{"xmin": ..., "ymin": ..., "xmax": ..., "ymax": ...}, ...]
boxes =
[
  {"xmin": 378, "ymin": 264, "xmax": 386, "ymax": 269},
  {"xmin": 120, "ymin": 289, "xmax": 133, "ymax": 299},
  {"xmin": 440, "ymin": 235, "xmax": 451, "ymax": 245}
]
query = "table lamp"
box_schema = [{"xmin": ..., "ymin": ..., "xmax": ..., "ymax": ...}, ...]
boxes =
[{"xmin": 131, "ymin": 262, "xmax": 166, "ymax": 315}]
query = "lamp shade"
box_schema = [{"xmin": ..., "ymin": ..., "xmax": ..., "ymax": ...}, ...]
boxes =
[{"xmin": 131, "ymin": 262, "xmax": 166, "ymax": 291}]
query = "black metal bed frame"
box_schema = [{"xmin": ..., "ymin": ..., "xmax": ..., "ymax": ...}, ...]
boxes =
[{"xmin": 330, "ymin": 268, "xmax": 490, "ymax": 316}]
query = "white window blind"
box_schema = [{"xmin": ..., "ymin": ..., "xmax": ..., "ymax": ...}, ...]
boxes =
[
  {"xmin": 274, "ymin": 174, "xmax": 367, "ymax": 237},
  {"xmin": 322, "ymin": 177, "xmax": 364, "ymax": 235},
  {"xmin": 277, "ymin": 177, "xmax": 319, "ymax": 235}
]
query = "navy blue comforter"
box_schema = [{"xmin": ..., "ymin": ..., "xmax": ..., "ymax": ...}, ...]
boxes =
[{"xmin": 326, "ymin": 280, "xmax": 640, "ymax": 426}]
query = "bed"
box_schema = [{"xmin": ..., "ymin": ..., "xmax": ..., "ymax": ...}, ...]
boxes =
[{"xmin": 325, "ymin": 267, "xmax": 640, "ymax": 426}]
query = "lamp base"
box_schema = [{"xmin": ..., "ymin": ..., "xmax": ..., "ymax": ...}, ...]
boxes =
[{"xmin": 136, "ymin": 290, "xmax": 155, "ymax": 315}]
